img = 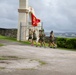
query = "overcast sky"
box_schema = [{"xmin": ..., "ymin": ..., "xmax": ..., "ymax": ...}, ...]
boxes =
[{"xmin": 0, "ymin": 0, "xmax": 76, "ymax": 32}]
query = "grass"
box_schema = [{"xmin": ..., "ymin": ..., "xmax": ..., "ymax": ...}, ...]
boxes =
[
  {"xmin": 20, "ymin": 41, "xmax": 31, "ymax": 45},
  {"xmin": 58, "ymin": 47, "xmax": 76, "ymax": 51},
  {"xmin": 0, "ymin": 44, "xmax": 4, "ymax": 46},
  {"xmin": 20, "ymin": 68, "xmax": 36, "ymax": 70},
  {"xmin": 0, "ymin": 35, "xmax": 16, "ymax": 41},
  {"xmin": 1, "ymin": 35, "xmax": 75, "ymax": 51},
  {"xmin": 0, "ymin": 56, "xmax": 20, "ymax": 60},
  {"xmin": 30, "ymin": 59, "xmax": 46, "ymax": 66},
  {"xmin": 0, "ymin": 67, "xmax": 5, "ymax": 69},
  {"xmin": 0, "ymin": 35, "xmax": 50, "ymax": 46},
  {"xmin": 38, "ymin": 60, "xmax": 46, "ymax": 65},
  {"xmin": 0, "ymin": 35, "xmax": 55, "ymax": 47},
  {"xmin": 0, "ymin": 35, "xmax": 31, "ymax": 45}
]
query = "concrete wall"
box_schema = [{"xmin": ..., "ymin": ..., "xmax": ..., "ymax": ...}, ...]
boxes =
[{"xmin": 0, "ymin": 28, "xmax": 17, "ymax": 38}]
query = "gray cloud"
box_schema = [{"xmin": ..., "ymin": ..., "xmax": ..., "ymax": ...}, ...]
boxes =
[
  {"xmin": 0, "ymin": 0, "xmax": 76, "ymax": 32},
  {"xmin": 0, "ymin": 0, "xmax": 18, "ymax": 28}
]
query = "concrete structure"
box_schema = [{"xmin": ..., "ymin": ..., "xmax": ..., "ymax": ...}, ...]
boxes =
[
  {"xmin": 17, "ymin": 0, "xmax": 29, "ymax": 41},
  {"xmin": 17, "ymin": 0, "xmax": 41, "ymax": 41}
]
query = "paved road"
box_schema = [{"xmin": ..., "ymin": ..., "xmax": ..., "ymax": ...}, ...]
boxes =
[
  {"xmin": 0, "ymin": 39, "xmax": 23, "ymax": 45},
  {"xmin": 0, "ymin": 41, "xmax": 76, "ymax": 75}
]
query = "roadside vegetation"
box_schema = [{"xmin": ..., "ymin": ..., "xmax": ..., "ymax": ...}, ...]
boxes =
[
  {"xmin": 0, "ymin": 35, "xmax": 16, "ymax": 41},
  {"xmin": 0, "ymin": 56, "xmax": 21, "ymax": 60},
  {"xmin": 0, "ymin": 44, "xmax": 3, "ymax": 46},
  {"xmin": 0, "ymin": 35, "xmax": 76, "ymax": 50},
  {"xmin": 0, "ymin": 35, "xmax": 32, "ymax": 46},
  {"xmin": 57, "ymin": 37, "xmax": 76, "ymax": 49},
  {"xmin": 0, "ymin": 35, "xmax": 31, "ymax": 45}
]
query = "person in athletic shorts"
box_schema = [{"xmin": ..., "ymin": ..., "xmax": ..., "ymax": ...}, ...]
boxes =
[
  {"xmin": 39, "ymin": 30, "xmax": 45, "ymax": 47},
  {"xmin": 32, "ymin": 30, "xmax": 37, "ymax": 46},
  {"xmin": 28, "ymin": 29, "xmax": 33, "ymax": 43},
  {"xmin": 49, "ymin": 31, "xmax": 56, "ymax": 48}
]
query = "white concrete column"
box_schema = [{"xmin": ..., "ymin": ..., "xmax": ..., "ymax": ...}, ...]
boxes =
[
  {"xmin": 17, "ymin": 0, "xmax": 29, "ymax": 41},
  {"xmin": 19, "ymin": 0, "xmax": 28, "ymax": 9},
  {"xmin": 17, "ymin": 0, "xmax": 42, "ymax": 41}
]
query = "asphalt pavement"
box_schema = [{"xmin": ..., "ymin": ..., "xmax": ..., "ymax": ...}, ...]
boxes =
[{"xmin": 0, "ymin": 40, "xmax": 76, "ymax": 75}]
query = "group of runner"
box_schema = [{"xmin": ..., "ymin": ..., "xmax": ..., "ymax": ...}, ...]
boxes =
[{"xmin": 28, "ymin": 29, "xmax": 57, "ymax": 48}]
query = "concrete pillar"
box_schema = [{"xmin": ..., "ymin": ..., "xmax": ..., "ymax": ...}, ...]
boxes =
[
  {"xmin": 17, "ymin": 0, "xmax": 42, "ymax": 42},
  {"xmin": 17, "ymin": 0, "xmax": 29, "ymax": 41}
]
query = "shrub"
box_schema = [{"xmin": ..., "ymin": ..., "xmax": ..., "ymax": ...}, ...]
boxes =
[{"xmin": 57, "ymin": 37, "xmax": 76, "ymax": 49}]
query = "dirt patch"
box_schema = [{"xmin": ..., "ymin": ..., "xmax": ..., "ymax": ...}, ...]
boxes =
[{"xmin": 0, "ymin": 57, "xmax": 47, "ymax": 71}]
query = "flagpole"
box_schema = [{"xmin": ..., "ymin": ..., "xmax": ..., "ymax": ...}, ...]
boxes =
[
  {"xmin": 41, "ymin": 22, "xmax": 43, "ymax": 30},
  {"xmin": 34, "ymin": 26, "xmax": 35, "ymax": 31}
]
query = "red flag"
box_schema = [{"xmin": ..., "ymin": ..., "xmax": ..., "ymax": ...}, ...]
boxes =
[{"xmin": 31, "ymin": 13, "xmax": 40, "ymax": 26}]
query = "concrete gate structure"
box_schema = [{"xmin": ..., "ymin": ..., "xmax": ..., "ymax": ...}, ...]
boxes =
[{"xmin": 17, "ymin": 0, "xmax": 41, "ymax": 41}]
